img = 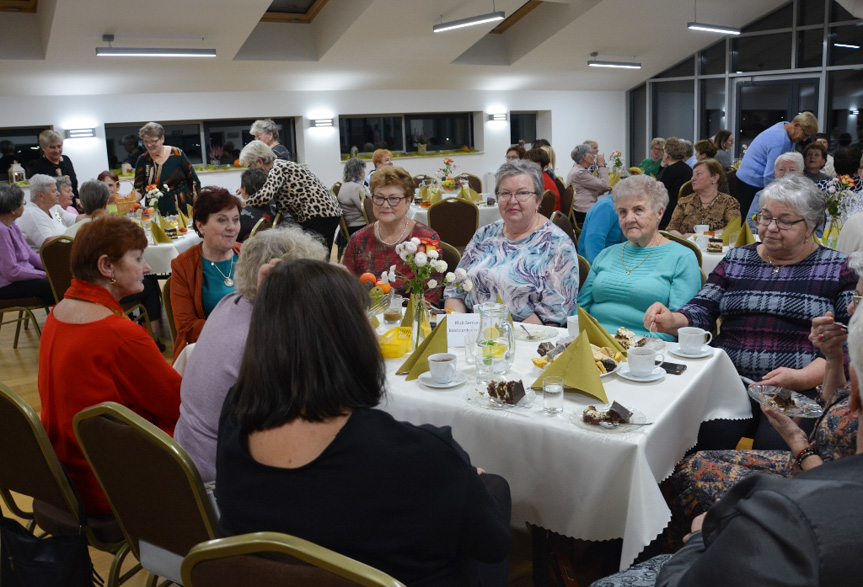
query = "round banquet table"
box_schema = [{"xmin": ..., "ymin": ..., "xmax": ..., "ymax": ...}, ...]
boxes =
[
  {"xmin": 144, "ymin": 230, "xmax": 202, "ymax": 275},
  {"xmin": 408, "ymin": 199, "xmax": 502, "ymax": 229}
]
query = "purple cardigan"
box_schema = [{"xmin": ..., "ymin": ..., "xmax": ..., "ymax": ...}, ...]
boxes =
[{"xmin": 0, "ymin": 221, "xmax": 45, "ymax": 289}]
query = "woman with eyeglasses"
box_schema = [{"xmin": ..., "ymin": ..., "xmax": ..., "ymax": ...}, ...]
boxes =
[
  {"xmin": 646, "ymin": 175, "xmax": 857, "ymax": 450},
  {"xmin": 443, "ymin": 161, "xmax": 579, "ymax": 325},
  {"xmin": 343, "ymin": 166, "xmax": 442, "ymax": 304},
  {"xmin": 133, "ymin": 122, "xmax": 200, "ymax": 216}
]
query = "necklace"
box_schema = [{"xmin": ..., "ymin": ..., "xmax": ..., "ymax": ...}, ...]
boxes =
[
  {"xmin": 699, "ymin": 191, "xmax": 720, "ymax": 225},
  {"xmin": 376, "ymin": 217, "xmax": 410, "ymax": 246},
  {"xmin": 763, "ymin": 242, "xmax": 817, "ymax": 275},
  {"xmin": 621, "ymin": 237, "xmax": 661, "ymax": 275},
  {"xmin": 209, "ymin": 255, "xmax": 235, "ymax": 287}
]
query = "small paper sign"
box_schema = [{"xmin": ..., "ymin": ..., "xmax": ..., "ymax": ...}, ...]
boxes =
[{"xmin": 446, "ymin": 313, "xmax": 481, "ymax": 347}]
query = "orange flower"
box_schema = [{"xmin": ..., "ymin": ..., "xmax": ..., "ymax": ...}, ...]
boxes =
[{"xmin": 839, "ymin": 175, "xmax": 856, "ymax": 188}]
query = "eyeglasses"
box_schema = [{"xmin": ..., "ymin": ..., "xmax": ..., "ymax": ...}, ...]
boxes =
[
  {"xmin": 143, "ymin": 137, "xmax": 163, "ymax": 146},
  {"xmin": 755, "ymin": 213, "xmax": 806, "ymax": 231},
  {"xmin": 496, "ymin": 191, "xmax": 536, "ymax": 202},
  {"xmin": 853, "ymin": 295, "xmax": 863, "ymax": 308},
  {"xmin": 371, "ymin": 195, "xmax": 408, "ymax": 207}
]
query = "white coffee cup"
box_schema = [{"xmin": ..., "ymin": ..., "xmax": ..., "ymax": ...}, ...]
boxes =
[
  {"xmin": 627, "ymin": 347, "xmax": 663, "ymax": 378},
  {"xmin": 428, "ymin": 353, "xmax": 457, "ymax": 384},
  {"xmin": 678, "ymin": 327, "xmax": 713, "ymax": 354},
  {"xmin": 694, "ymin": 224, "xmax": 709, "ymax": 235},
  {"xmin": 567, "ymin": 315, "xmax": 580, "ymax": 337},
  {"xmin": 695, "ymin": 235, "xmax": 709, "ymax": 251}
]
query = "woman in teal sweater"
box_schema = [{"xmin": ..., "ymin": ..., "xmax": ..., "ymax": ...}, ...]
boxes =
[{"xmin": 578, "ymin": 175, "xmax": 701, "ymax": 340}]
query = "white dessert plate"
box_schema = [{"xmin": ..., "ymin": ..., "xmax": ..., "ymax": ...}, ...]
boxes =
[
  {"xmin": 515, "ymin": 324, "xmax": 559, "ymax": 342},
  {"xmin": 747, "ymin": 385, "xmax": 823, "ymax": 418},
  {"xmin": 417, "ymin": 371, "xmax": 468, "ymax": 389},
  {"xmin": 570, "ymin": 407, "xmax": 649, "ymax": 433},
  {"xmin": 668, "ymin": 344, "xmax": 715, "ymax": 359},
  {"xmin": 616, "ymin": 364, "xmax": 665, "ymax": 383}
]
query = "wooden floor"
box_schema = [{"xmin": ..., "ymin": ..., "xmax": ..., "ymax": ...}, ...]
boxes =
[{"xmin": 0, "ymin": 306, "xmax": 536, "ymax": 586}]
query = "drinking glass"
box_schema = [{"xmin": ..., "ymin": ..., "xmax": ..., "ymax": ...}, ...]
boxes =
[{"xmin": 543, "ymin": 376, "xmax": 564, "ymax": 414}]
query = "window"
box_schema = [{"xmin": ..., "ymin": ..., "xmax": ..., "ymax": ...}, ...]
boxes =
[
  {"xmin": 338, "ymin": 112, "xmax": 475, "ymax": 155},
  {"xmin": 404, "ymin": 113, "xmax": 473, "ymax": 153},
  {"xmin": 828, "ymin": 24, "xmax": 863, "ymax": 66},
  {"xmin": 204, "ymin": 118, "xmax": 295, "ymax": 164},
  {"xmin": 731, "ymin": 33, "xmax": 793, "ymax": 72},
  {"xmin": 798, "ymin": 0, "xmax": 825, "ymax": 26},
  {"xmin": 339, "ymin": 115, "xmax": 403, "ymax": 154},
  {"xmin": 743, "ymin": 2, "xmax": 793, "ymax": 32},
  {"xmin": 510, "ymin": 112, "xmax": 537, "ymax": 145},
  {"xmin": 701, "ymin": 79, "xmax": 726, "ymax": 139},
  {"xmin": 826, "ymin": 70, "xmax": 863, "ymax": 147},
  {"xmin": 652, "ymin": 81, "xmax": 694, "ymax": 141},
  {"xmin": 656, "ymin": 57, "xmax": 694, "ymax": 79},
  {"xmin": 0, "ymin": 125, "xmax": 50, "ymax": 180},
  {"xmin": 797, "ymin": 29, "xmax": 825, "ymax": 68},
  {"xmin": 105, "ymin": 122, "xmax": 203, "ymax": 169},
  {"xmin": 700, "ymin": 40, "xmax": 726, "ymax": 76},
  {"xmin": 628, "ymin": 85, "xmax": 647, "ymax": 165}
]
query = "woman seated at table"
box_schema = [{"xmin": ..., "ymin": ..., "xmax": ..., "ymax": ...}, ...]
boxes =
[
  {"xmin": 364, "ymin": 148, "xmax": 393, "ymax": 186},
  {"xmin": 639, "ymin": 137, "xmax": 665, "ymax": 178},
  {"xmin": 171, "ymin": 186, "xmax": 241, "ymax": 361},
  {"xmin": 343, "ymin": 166, "xmax": 442, "ymax": 304},
  {"xmin": 744, "ymin": 152, "xmax": 804, "ymax": 232},
  {"xmin": 525, "ymin": 147, "xmax": 560, "ymax": 211},
  {"xmin": 134, "ymin": 122, "xmax": 200, "ymax": 216},
  {"xmin": 666, "ymin": 159, "xmax": 740, "ymax": 237},
  {"xmin": 0, "ymin": 185, "xmax": 54, "ymax": 305},
  {"xmin": 39, "ymin": 215, "xmax": 181, "ymax": 516},
  {"xmin": 803, "ymin": 142, "xmax": 832, "ymax": 184},
  {"xmin": 56, "ymin": 176, "xmax": 78, "ymax": 216},
  {"xmin": 337, "ymin": 157, "xmax": 370, "ymax": 236},
  {"xmin": 663, "ymin": 253, "xmax": 863, "ymax": 547},
  {"xmin": 578, "ymin": 175, "xmax": 701, "ymax": 341},
  {"xmin": 443, "ymin": 160, "xmax": 580, "ymax": 325},
  {"xmin": 216, "ymin": 259, "xmax": 512, "ymax": 585},
  {"xmin": 568, "ymin": 143, "xmax": 611, "ymax": 225},
  {"xmin": 240, "ymin": 140, "xmax": 342, "ymax": 252},
  {"xmin": 236, "ymin": 168, "xmax": 277, "ymax": 243},
  {"xmin": 646, "ymin": 174, "xmax": 857, "ymax": 450},
  {"xmin": 505, "ymin": 144, "xmax": 526, "ymax": 163},
  {"xmin": 64, "ymin": 179, "xmax": 109, "ymax": 237},
  {"xmin": 175, "ymin": 227, "xmax": 326, "ymax": 483},
  {"xmin": 657, "ymin": 138, "xmax": 693, "ymax": 228}
]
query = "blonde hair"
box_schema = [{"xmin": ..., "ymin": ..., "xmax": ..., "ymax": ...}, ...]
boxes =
[{"xmin": 792, "ymin": 112, "xmax": 818, "ymax": 135}]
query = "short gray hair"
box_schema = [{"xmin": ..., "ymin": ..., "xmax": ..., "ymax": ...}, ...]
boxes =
[
  {"xmin": 774, "ymin": 151, "xmax": 804, "ymax": 173},
  {"xmin": 239, "ymin": 140, "xmax": 276, "ymax": 167},
  {"xmin": 38, "ymin": 129, "xmax": 63, "ymax": 149},
  {"xmin": 758, "ymin": 174, "xmax": 826, "ymax": 230},
  {"xmin": 234, "ymin": 226, "xmax": 328, "ymax": 302},
  {"xmin": 571, "ymin": 143, "xmax": 592, "ymax": 164},
  {"xmin": 138, "ymin": 122, "xmax": 164, "ymax": 140},
  {"xmin": 29, "ymin": 174, "xmax": 56, "ymax": 201},
  {"xmin": 612, "ymin": 174, "xmax": 669, "ymax": 214},
  {"xmin": 664, "ymin": 138, "xmax": 687, "ymax": 160},
  {"xmin": 249, "ymin": 119, "xmax": 279, "ymax": 141},
  {"xmin": 846, "ymin": 304, "xmax": 863, "ymax": 407},
  {"xmin": 343, "ymin": 157, "xmax": 366, "ymax": 182},
  {"xmin": 848, "ymin": 251, "xmax": 863, "ymax": 277},
  {"xmin": 55, "ymin": 176, "xmax": 72, "ymax": 191},
  {"xmin": 0, "ymin": 184, "xmax": 25, "ymax": 215},
  {"xmin": 494, "ymin": 160, "xmax": 543, "ymax": 200},
  {"xmin": 78, "ymin": 180, "xmax": 110, "ymax": 215}
]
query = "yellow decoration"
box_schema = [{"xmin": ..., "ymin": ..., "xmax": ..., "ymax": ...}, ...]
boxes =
[
  {"xmin": 396, "ymin": 317, "xmax": 448, "ymax": 379},
  {"xmin": 530, "ymin": 332, "xmax": 608, "ymax": 402}
]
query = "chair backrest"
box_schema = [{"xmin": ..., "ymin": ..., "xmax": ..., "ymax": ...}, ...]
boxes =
[
  {"xmin": 550, "ymin": 211, "xmax": 577, "ymax": 248},
  {"xmin": 163, "ymin": 277, "xmax": 176, "ymax": 343},
  {"xmin": 331, "ymin": 181, "xmax": 342, "ymax": 196},
  {"xmin": 273, "ymin": 212, "xmax": 283, "ymax": 227},
  {"xmin": 249, "ymin": 217, "xmax": 272, "ymax": 239},
  {"xmin": 73, "ymin": 402, "xmax": 219, "ymax": 562},
  {"xmin": 553, "ymin": 176, "xmax": 566, "ymax": 199},
  {"xmin": 361, "ymin": 194, "xmax": 376, "ymax": 224},
  {"xmin": 678, "ymin": 180, "xmax": 694, "ymax": 199},
  {"xmin": 577, "ymin": 254, "xmax": 591, "ymax": 289},
  {"xmin": 538, "ymin": 190, "xmax": 556, "ymax": 218},
  {"xmin": 725, "ymin": 168, "xmax": 738, "ymax": 200},
  {"xmin": 39, "ymin": 236, "xmax": 75, "ymax": 303},
  {"xmin": 438, "ymin": 240, "xmax": 461, "ymax": 273},
  {"xmin": 426, "ymin": 199, "xmax": 479, "ymax": 251},
  {"xmin": 181, "ymin": 532, "xmax": 406, "ymax": 587},
  {"xmin": 559, "ymin": 184, "xmax": 574, "ymax": 218},
  {"xmin": 455, "ymin": 173, "xmax": 482, "ymax": 193},
  {"xmin": 412, "ymin": 175, "xmax": 433, "ymax": 189},
  {"xmin": 660, "ymin": 230, "xmax": 703, "ymax": 267}
]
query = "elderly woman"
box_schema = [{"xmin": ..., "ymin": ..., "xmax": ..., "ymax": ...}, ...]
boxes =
[
  {"xmin": 667, "ymin": 159, "xmax": 740, "ymax": 236},
  {"xmin": 803, "ymin": 142, "xmax": 831, "ymax": 184},
  {"xmin": 56, "ymin": 176, "xmax": 78, "ymax": 216},
  {"xmin": 31, "ymin": 129, "xmax": 78, "ymax": 200},
  {"xmin": 99, "ymin": 169, "xmax": 135, "ymax": 213},
  {"xmin": 506, "ymin": 144, "xmax": 526, "ymax": 163},
  {"xmin": 133, "ymin": 122, "xmax": 201, "ymax": 216},
  {"xmin": 39, "ymin": 215, "xmax": 180, "ymax": 516},
  {"xmin": 338, "ymin": 157, "xmax": 370, "ymax": 235},
  {"xmin": 249, "ymin": 118, "xmax": 291, "ymax": 161},
  {"xmin": 0, "ymin": 185, "xmax": 54, "ymax": 304},
  {"xmin": 64, "ymin": 179, "xmax": 110, "ymax": 237},
  {"xmin": 568, "ymin": 143, "xmax": 611, "ymax": 225},
  {"xmin": 216, "ymin": 259, "xmax": 511, "ymax": 585},
  {"xmin": 578, "ymin": 175, "xmax": 701, "ymax": 340},
  {"xmin": 647, "ymin": 174, "xmax": 857, "ymax": 449},
  {"xmin": 444, "ymin": 161, "xmax": 580, "ymax": 325},
  {"xmin": 639, "ymin": 138, "xmax": 666, "ymax": 178},
  {"xmin": 16, "ymin": 174, "xmax": 76, "ymax": 251},
  {"xmin": 525, "ymin": 147, "xmax": 560, "ymax": 211},
  {"xmin": 686, "ymin": 139, "xmax": 718, "ymax": 168},
  {"xmin": 657, "ymin": 138, "xmax": 693, "ymax": 228},
  {"xmin": 236, "ymin": 168, "xmax": 277, "ymax": 243},
  {"xmin": 170, "ymin": 186, "xmax": 241, "ymax": 360},
  {"xmin": 240, "ymin": 140, "xmax": 342, "ymax": 252},
  {"xmin": 713, "ymin": 129, "xmax": 734, "ymax": 168},
  {"xmin": 175, "ymin": 227, "xmax": 326, "ymax": 483},
  {"xmin": 364, "ymin": 148, "xmax": 394, "ymax": 186},
  {"xmin": 745, "ymin": 152, "xmax": 804, "ymax": 232},
  {"xmin": 343, "ymin": 167, "xmax": 441, "ymax": 304}
]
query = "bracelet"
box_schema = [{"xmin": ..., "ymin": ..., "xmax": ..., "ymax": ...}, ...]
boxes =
[{"xmin": 794, "ymin": 446, "xmax": 818, "ymax": 469}]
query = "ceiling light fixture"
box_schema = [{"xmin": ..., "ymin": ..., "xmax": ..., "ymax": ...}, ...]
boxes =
[
  {"xmin": 487, "ymin": 113, "xmax": 507, "ymax": 122},
  {"xmin": 434, "ymin": 1, "xmax": 504, "ymax": 33},
  {"xmin": 311, "ymin": 118, "xmax": 334, "ymax": 127},
  {"xmin": 588, "ymin": 52, "xmax": 641, "ymax": 69},
  {"xmin": 64, "ymin": 128, "xmax": 96, "ymax": 139},
  {"xmin": 834, "ymin": 43, "xmax": 860, "ymax": 49},
  {"xmin": 95, "ymin": 34, "xmax": 216, "ymax": 58},
  {"xmin": 688, "ymin": 0, "xmax": 740, "ymax": 35}
]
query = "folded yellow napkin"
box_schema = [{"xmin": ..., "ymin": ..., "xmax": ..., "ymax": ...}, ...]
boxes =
[
  {"xmin": 177, "ymin": 210, "xmax": 188, "ymax": 229},
  {"xmin": 468, "ymin": 187, "xmax": 482, "ymax": 203},
  {"xmin": 722, "ymin": 217, "xmax": 742, "ymax": 246},
  {"xmin": 530, "ymin": 332, "xmax": 608, "ymax": 402},
  {"xmin": 149, "ymin": 221, "xmax": 173, "ymax": 244},
  {"xmin": 186, "ymin": 203, "xmax": 194, "ymax": 218},
  {"xmin": 419, "ymin": 184, "xmax": 428, "ymax": 202},
  {"xmin": 609, "ymin": 172, "xmax": 621, "ymax": 187},
  {"xmin": 400, "ymin": 296, "xmax": 415, "ymax": 328},
  {"xmin": 628, "ymin": 167, "xmax": 643, "ymax": 175},
  {"xmin": 371, "ymin": 315, "xmax": 380, "ymax": 328},
  {"xmin": 734, "ymin": 221, "xmax": 756, "ymax": 247},
  {"xmin": 397, "ymin": 317, "xmax": 448, "ymax": 379},
  {"xmin": 429, "ymin": 189, "xmax": 442, "ymax": 205},
  {"xmin": 157, "ymin": 213, "xmax": 171, "ymax": 230},
  {"xmin": 457, "ymin": 187, "xmax": 471, "ymax": 202},
  {"xmin": 578, "ymin": 306, "xmax": 625, "ymax": 354}
]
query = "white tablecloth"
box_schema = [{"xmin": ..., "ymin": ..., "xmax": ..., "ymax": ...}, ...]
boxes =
[
  {"xmin": 144, "ymin": 231, "xmax": 202, "ymax": 275},
  {"xmin": 701, "ymin": 247, "xmax": 728, "ymax": 276},
  {"xmin": 409, "ymin": 201, "xmax": 501, "ymax": 229},
  {"xmin": 379, "ymin": 330, "xmax": 751, "ymax": 570}
]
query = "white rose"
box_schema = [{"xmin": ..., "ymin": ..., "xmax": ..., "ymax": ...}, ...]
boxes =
[
  {"xmin": 462, "ymin": 280, "xmax": 473, "ymax": 292},
  {"xmin": 455, "ymin": 268, "xmax": 467, "ymax": 279},
  {"xmin": 414, "ymin": 252, "xmax": 428, "ymax": 267},
  {"xmin": 436, "ymin": 260, "xmax": 448, "ymax": 272},
  {"xmin": 427, "ymin": 279, "xmax": 438, "ymax": 289},
  {"xmin": 380, "ymin": 271, "xmax": 388, "ymax": 283},
  {"xmin": 405, "ymin": 242, "xmax": 418, "ymax": 254},
  {"xmin": 388, "ymin": 266, "xmax": 397, "ymax": 282},
  {"xmin": 411, "ymin": 237, "xmax": 421, "ymax": 246},
  {"xmin": 427, "ymin": 249, "xmax": 439, "ymax": 259},
  {"xmin": 445, "ymin": 271, "xmax": 456, "ymax": 283}
]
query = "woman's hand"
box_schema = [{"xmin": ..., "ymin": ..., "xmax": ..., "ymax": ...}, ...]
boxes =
[
  {"xmin": 683, "ymin": 513, "xmax": 707, "ymax": 544},
  {"xmin": 596, "ymin": 154, "xmax": 606, "ymax": 167},
  {"xmin": 644, "ymin": 302, "xmax": 686, "ymax": 334},
  {"xmin": 444, "ymin": 298, "xmax": 468, "ymax": 313},
  {"xmin": 809, "ymin": 311, "xmax": 847, "ymax": 361},
  {"xmin": 761, "ymin": 405, "xmax": 809, "ymax": 454}
]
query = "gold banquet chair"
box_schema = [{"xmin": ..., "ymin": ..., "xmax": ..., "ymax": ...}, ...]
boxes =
[
  {"xmin": 455, "ymin": 172, "xmax": 482, "ymax": 193},
  {"xmin": 181, "ymin": 532, "xmax": 406, "ymax": 587},
  {"xmin": 550, "ymin": 211, "xmax": 578, "ymax": 248},
  {"xmin": 162, "ymin": 276, "xmax": 176, "ymax": 343},
  {"xmin": 538, "ymin": 190, "xmax": 556, "ymax": 219},
  {"xmin": 361, "ymin": 193, "xmax": 376, "ymax": 225},
  {"xmin": 0, "ymin": 297, "xmax": 49, "ymax": 349},
  {"xmin": 577, "ymin": 254, "xmax": 591, "ymax": 289},
  {"xmin": 660, "ymin": 230, "xmax": 707, "ymax": 285},
  {"xmin": 427, "ymin": 199, "xmax": 479, "ymax": 254}
]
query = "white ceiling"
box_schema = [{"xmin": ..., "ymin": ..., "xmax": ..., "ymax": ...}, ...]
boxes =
[{"xmin": 0, "ymin": 0, "xmax": 791, "ymax": 98}]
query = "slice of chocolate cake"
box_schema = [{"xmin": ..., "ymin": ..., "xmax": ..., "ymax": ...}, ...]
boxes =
[
  {"xmin": 487, "ymin": 380, "xmax": 526, "ymax": 405},
  {"xmin": 607, "ymin": 401, "xmax": 633, "ymax": 424}
]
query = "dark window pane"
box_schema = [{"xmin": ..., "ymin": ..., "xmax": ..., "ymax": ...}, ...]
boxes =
[
  {"xmin": 731, "ymin": 33, "xmax": 792, "ymax": 72},
  {"xmin": 797, "ymin": 29, "xmax": 824, "ymax": 68},
  {"xmin": 827, "ymin": 70, "xmax": 863, "ymax": 148},
  {"xmin": 204, "ymin": 118, "xmax": 295, "ymax": 164},
  {"xmin": 652, "ymin": 80, "xmax": 694, "ymax": 141},
  {"xmin": 656, "ymin": 57, "xmax": 694, "ymax": 78},
  {"xmin": 743, "ymin": 2, "xmax": 793, "ymax": 32},
  {"xmin": 510, "ymin": 112, "xmax": 537, "ymax": 145},
  {"xmin": 830, "ymin": 0, "xmax": 854, "ymax": 22},
  {"xmin": 828, "ymin": 24, "xmax": 863, "ymax": 66},
  {"xmin": 699, "ymin": 40, "xmax": 726, "ymax": 76},
  {"xmin": 404, "ymin": 113, "xmax": 473, "ymax": 153},
  {"xmin": 338, "ymin": 116, "xmax": 403, "ymax": 154},
  {"xmin": 629, "ymin": 84, "xmax": 647, "ymax": 165},
  {"xmin": 798, "ymin": 0, "xmax": 825, "ymax": 26},
  {"xmin": 0, "ymin": 125, "xmax": 50, "ymax": 181},
  {"xmin": 105, "ymin": 122, "xmax": 203, "ymax": 169},
  {"xmin": 701, "ymin": 78, "xmax": 726, "ymax": 139}
]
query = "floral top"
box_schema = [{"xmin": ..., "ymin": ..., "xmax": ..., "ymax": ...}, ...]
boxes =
[
  {"xmin": 666, "ymin": 192, "xmax": 741, "ymax": 234},
  {"xmin": 134, "ymin": 147, "xmax": 200, "ymax": 216},
  {"xmin": 343, "ymin": 222, "xmax": 442, "ymax": 305},
  {"xmin": 244, "ymin": 159, "xmax": 341, "ymax": 224},
  {"xmin": 443, "ymin": 220, "xmax": 579, "ymax": 325}
]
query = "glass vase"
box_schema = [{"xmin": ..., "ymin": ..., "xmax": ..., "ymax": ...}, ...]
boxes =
[{"xmin": 411, "ymin": 292, "xmax": 431, "ymax": 350}]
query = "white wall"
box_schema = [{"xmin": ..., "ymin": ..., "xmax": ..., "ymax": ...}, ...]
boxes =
[{"xmin": 0, "ymin": 88, "xmax": 625, "ymax": 190}]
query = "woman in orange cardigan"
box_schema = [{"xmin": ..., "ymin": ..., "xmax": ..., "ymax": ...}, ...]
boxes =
[{"xmin": 171, "ymin": 186, "xmax": 241, "ymax": 360}]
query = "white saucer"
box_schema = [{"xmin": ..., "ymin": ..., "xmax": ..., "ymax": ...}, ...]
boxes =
[
  {"xmin": 668, "ymin": 344, "xmax": 714, "ymax": 359},
  {"xmin": 616, "ymin": 364, "xmax": 665, "ymax": 383},
  {"xmin": 417, "ymin": 371, "xmax": 468, "ymax": 389}
]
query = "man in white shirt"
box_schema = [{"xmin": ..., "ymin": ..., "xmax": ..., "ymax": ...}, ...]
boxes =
[{"xmin": 16, "ymin": 174, "xmax": 76, "ymax": 251}]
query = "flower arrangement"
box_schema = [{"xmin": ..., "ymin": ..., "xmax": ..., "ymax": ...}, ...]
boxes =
[
  {"xmin": 437, "ymin": 157, "xmax": 458, "ymax": 188},
  {"xmin": 825, "ymin": 175, "xmax": 859, "ymax": 221},
  {"xmin": 145, "ymin": 183, "xmax": 167, "ymax": 208},
  {"xmin": 609, "ymin": 150, "xmax": 624, "ymax": 174}
]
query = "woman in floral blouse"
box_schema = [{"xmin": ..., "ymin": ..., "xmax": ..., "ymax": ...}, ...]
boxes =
[{"xmin": 666, "ymin": 159, "xmax": 740, "ymax": 237}]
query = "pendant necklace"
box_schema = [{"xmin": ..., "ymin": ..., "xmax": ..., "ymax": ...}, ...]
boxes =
[
  {"xmin": 621, "ymin": 237, "xmax": 660, "ymax": 275},
  {"xmin": 210, "ymin": 255, "xmax": 235, "ymax": 287}
]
